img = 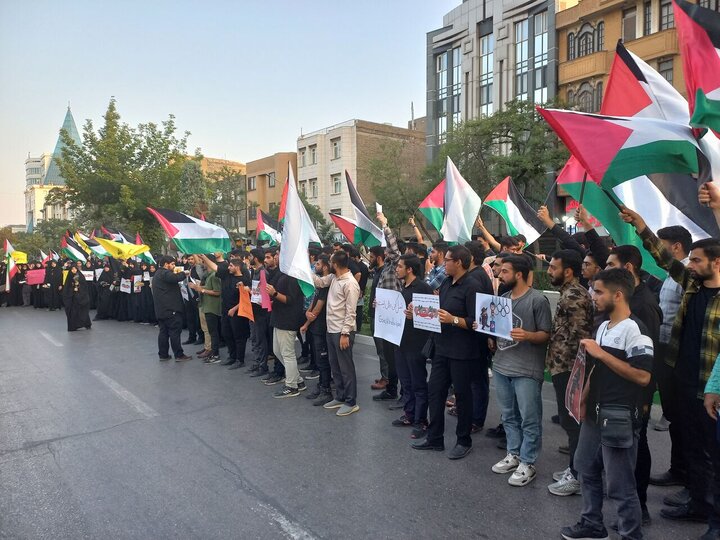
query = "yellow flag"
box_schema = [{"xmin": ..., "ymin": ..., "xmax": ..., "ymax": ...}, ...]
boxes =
[
  {"xmin": 94, "ymin": 237, "xmax": 150, "ymax": 259},
  {"xmin": 11, "ymin": 251, "xmax": 27, "ymax": 264},
  {"xmin": 73, "ymin": 232, "xmax": 91, "ymax": 254}
]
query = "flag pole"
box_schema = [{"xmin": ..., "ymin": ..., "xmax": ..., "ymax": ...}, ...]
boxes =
[
  {"xmin": 542, "ymin": 178, "xmax": 558, "ymax": 207},
  {"xmin": 578, "ymin": 172, "xmax": 588, "ymax": 205}
]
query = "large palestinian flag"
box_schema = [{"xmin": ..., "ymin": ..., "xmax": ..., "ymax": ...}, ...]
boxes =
[
  {"xmin": 256, "ymin": 210, "xmax": 281, "ymax": 246},
  {"xmin": 674, "ymin": 0, "xmax": 720, "ymax": 135},
  {"xmin": 61, "ymin": 235, "xmax": 87, "ymax": 262},
  {"xmin": 539, "ymin": 107, "xmax": 703, "ymax": 190},
  {"xmin": 418, "ymin": 179, "xmax": 445, "ymax": 233},
  {"xmin": 328, "ymin": 212, "xmax": 384, "ymax": 247},
  {"xmin": 147, "ymin": 208, "xmax": 231, "ymax": 254},
  {"xmin": 440, "ymin": 157, "xmax": 482, "ymax": 243},
  {"xmin": 344, "ymin": 171, "xmax": 385, "ymax": 247},
  {"xmin": 484, "ymin": 177, "xmax": 546, "ymax": 245}
]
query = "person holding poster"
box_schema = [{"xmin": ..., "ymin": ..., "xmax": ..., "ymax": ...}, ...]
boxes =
[
  {"xmin": 62, "ymin": 266, "xmax": 92, "ymax": 331},
  {"xmin": 545, "ymin": 250, "xmax": 593, "ymax": 497},
  {"xmin": 44, "ymin": 259, "xmax": 63, "ymax": 311},
  {"xmin": 412, "ymin": 245, "xmax": 482, "ymax": 460},
  {"xmin": 490, "ymin": 255, "xmax": 551, "ymax": 487},
  {"xmin": 152, "ymin": 256, "xmax": 192, "ymax": 362},
  {"xmin": 394, "ymin": 254, "xmax": 433, "ymax": 438},
  {"xmin": 560, "ymin": 268, "xmax": 653, "ymax": 540}
]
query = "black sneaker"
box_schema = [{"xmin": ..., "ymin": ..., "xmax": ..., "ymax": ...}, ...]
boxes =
[
  {"xmin": 274, "ymin": 385, "xmax": 300, "ymax": 399},
  {"xmin": 486, "ymin": 424, "xmax": 505, "ymax": 438},
  {"xmin": 220, "ymin": 357, "xmax": 236, "ymax": 366},
  {"xmin": 304, "ymin": 370, "xmax": 320, "ymax": 380},
  {"xmin": 560, "ymin": 521, "xmax": 609, "ymax": 540},
  {"xmin": 158, "ymin": 356, "xmax": 171, "ymax": 361},
  {"xmin": 306, "ymin": 386, "xmax": 323, "ymax": 400},
  {"xmin": 297, "ymin": 381, "xmax": 307, "ymax": 392},
  {"xmin": 392, "ymin": 415, "xmax": 412, "ymax": 427},
  {"xmin": 250, "ymin": 368, "xmax": 269, "ymax": 378},
  {"xmin": 411, "ymin": 423, "xmax": 428, "ymax": 439},
  {"xmin": 263, "ymin": 374, "xmax": 285, "ymax": 386},
  {"xmin": 206, "ymin": 355, "xmax": 221, "ymax": 364},
  {"xmin": 312, "ymin": 391, "xmax": 333, "ymax": 407},
  {"xmin": 227, "ymin": 361, "xmax": 245, "ymax": 370},
  {"xmin": 299, "ymin": 365, "xmax": 315, "ymax": 373},
  {"xmin": 373, "ymin": 390, "xmax": 398, "ymax": 401}
]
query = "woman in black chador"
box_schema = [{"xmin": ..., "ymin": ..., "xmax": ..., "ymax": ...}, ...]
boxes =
[
  {"xmin": 44, "ymin": 260, "xmax": 63, "ymax": 311},
  {"xmin": 62, "ymin": 266, "xmax": 92, "ymax": 331},
  {"xmin": 94, "ymin": 263, "xmax": 115, "ymax": 320}
]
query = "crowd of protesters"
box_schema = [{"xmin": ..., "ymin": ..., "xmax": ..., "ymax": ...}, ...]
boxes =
[{"xmin": 2, "ymin": 181, "xmax": 720, "ymax": 540}]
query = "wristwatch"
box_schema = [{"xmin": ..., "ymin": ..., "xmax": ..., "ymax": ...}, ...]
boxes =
[
  {"xmin": 453, "ymin": 317, "xmax": 459, "ymax": 326},
  {"xmin": 272, "ymin": 291, "xmax": 278, "ymax": 298}
]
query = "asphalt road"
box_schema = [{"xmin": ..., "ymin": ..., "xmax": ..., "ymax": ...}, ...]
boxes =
[{"xmin": 0, "ymin": 307, "xmax": 704, "ymax": 540}]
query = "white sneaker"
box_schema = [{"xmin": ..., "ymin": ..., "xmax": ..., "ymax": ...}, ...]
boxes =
[
  {"xmin": 553, "ymin": 467, "xmax": 571, "ymax": 482},
  {"xmin": 491, "ymin": 453, "xmax": 520, "ymax": 474},
  {"xmin": 509, "ymin": 462, "xmax": 537, "ymax": 486},
  {"xmin": 548, "ymin": 470, "xmax": 581, "ymax": 496},
  {"xmin": 488, "ymin": 368, "xmax": 493, "ymax": 378}
]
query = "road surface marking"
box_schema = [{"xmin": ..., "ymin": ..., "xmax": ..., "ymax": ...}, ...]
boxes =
[
  {"xmin": 91, "ymin": 370, "xmax": 159, "ymax": 419},
  {"xmin": 258, "ymin": 502, "xmax": 316, "ymax": 540},
  {"xmin": 39, "ymin": 331, "xmax": 63, "ymax": 347}
]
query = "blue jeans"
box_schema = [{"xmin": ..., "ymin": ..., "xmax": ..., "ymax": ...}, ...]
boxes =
[{"xmin": 492, "ymin": 371, "xmax": 543, "ymax": 464}]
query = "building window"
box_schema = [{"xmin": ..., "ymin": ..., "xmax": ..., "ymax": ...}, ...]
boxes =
[
  {"xmin": 594, "ymin": 82, "xmax": 603, "ymax": 112},
  {"xmin": 567, "ymin": 33, "xmax": 576, "ymax": 61},
  {"xmin": 623, "ymin": 8, "xmax": 637, "ymax": 42},
  {"xmin": 643, "ymin": 2, "xmax": 652, "ymax": 35},
  {"xmin": 309, "ymin": 178, "xmax": 318, "ymax": 198},
  {"xmin": 268, "ymin": 172, "xmax": 276, "ymax": 188},
  {"xmin": 437, "ymin": 116, "xmax": 447, "ymax": 144},
  {"xmin": 248, "ymin": 206, "xmax": 257, "ymax": 220},
  {"xmin": 479, "ymin": 33, "xmax": 494, "ymax": 117},
  {"xmin": 699, "ymin": 0, "xmax": 720, "ymax": 10},
  {"xmin": 331, "ymin": 173, "xmax": 342, "ymax": 194},
  {"xmin": 577, "ymin": 24, "xmax": 595, "ymax": 57},
  {"xmin": 533, "ymin": 11, "xmax": 549, "ymax": 103},
  {"xmin": 514, "ymin": 19, "xmax": 529, "ymax": 101},
  {"xmin": 331, "ymin": 138, "xmax": 341, "ymax": 160},
  {"xmin": 660, "ymin": 0, "xmax": 674, "ymax": 29},
  {"xmin": 596, "ymin": 22, "xmax": 605, "ymax": 50},
  {"xmin": 330, "ymin": 208, "xmax": 341, "ymax": 216},
  {"xmin": 451, "ymin": 46, "xmax": 462, "ymax": 128},
  {"xmin": 299, "ymin": 148, "xmax": 306, "ymax": 167},
  {"xmin": 299, "ymin": 181, "xmax": 307, "ymax": 197},
  {"xmin": 269, "ymin": 202, "xmax": 278, "ymax": 215},
  {"xmin": 309, "ymin": 145, "xmax": 317, "ymax": 165},
  {"xmin": 658, "ymin": 58, "xmax": 673, "ymax": 84},
  {"xmin": 247, "ymin": 176, "xmax": 256, "ymax": 191},
  {"xmin": 577, "ymin": 82, "xmax": 595, "ymax": 112},
  {"xmin": 567, "ymin": 90, "xmax": 575, "ymax": 106}
]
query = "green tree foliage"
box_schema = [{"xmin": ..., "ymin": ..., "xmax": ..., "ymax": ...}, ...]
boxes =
[
  {"xmin": 46, "ymin": 98, "xmax": 198, "ymax": 249},
  {"xmin": 207, "ymin": 167, "xmax": 246, "ymax": 234},
  {"xmin": 179, "ymin": 161, "xmax": 209, "ymax": 217},
  {"xmin": 368, "ymin": 140, "xmax": 425, "ymax": 230},
  {"xmin": 425, "ymin": 100, "xmax": 568, "ymax": 206}
]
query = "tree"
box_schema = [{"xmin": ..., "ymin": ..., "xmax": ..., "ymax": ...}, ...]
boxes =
[
  {"xmin": 179, "ymin": 161, "xmax": 209, "ymax": 217},
  {"xmin": 368, "ymin": 140, "xmax": 426, "ymax": 230},
  {"xmin": 425, "ymin": 100, "xmax": 569, "ymax": 206},
  {"xmin": 32, "ymin": 218, "xmax": 74, "ymax": 251},
  {"xmin": 208, "ymin": 167, "xmax": 246, "ymax": 234},
  {"xmin": 47, "ymin": 98, "xmax": 197, "ymax": 249}
]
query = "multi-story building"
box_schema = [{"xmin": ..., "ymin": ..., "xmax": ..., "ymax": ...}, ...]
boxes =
[
  {"xmin": 197, "ymin": 156, "xmax": 246, "ymax": 177},
  {"xmin": 24, "ymin": 107, "xmax": 81, "ymax": 231},
  {"xmin": 244, "ymin": 152, "xmax": 297, "ymax": 236},
  {"xmin": 296, "ymin": 119, "xmax": 425, "ymax": 230},
  {"xmin": 426, "ymin": 0, "xmax": 557, "ymax": 161},
  {"xmin": 556, "ymin": 0, "xmax": 700, "ymax": 112}
]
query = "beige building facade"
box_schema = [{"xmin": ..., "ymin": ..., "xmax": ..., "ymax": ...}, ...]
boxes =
[{"xmin": 244, "ymin": 152, "xmax": 297, "ymax": 235}]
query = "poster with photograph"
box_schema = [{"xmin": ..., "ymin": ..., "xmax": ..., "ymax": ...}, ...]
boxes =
[
  {"xmin": 81, "ymin": 271, "xmax": 95, "ymax": 282},
  {"xmin": 373, "ymin": 288, "xmax": 406, "ymax": 346},
  {"xmin": 475, "ymin": 293, "xmax": 513, "ymax": 340},
  {"xmin": 250, "ymin": 279, "xmax": 262, "ymax": 305},
  {"xmin": 412, "ymin": 293, "xmax": 441, "ymax": 333},
  {"xmin": 119, "ymin": 278, "xmax": 132, "ymax": 294},
  {"xmin": 566, "ymin": 345, "xmax": 587, "ymax": 424}
]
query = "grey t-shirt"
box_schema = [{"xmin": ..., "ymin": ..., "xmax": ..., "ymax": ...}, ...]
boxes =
[{"xmin": 493, "ymin": 288, "xmax": 552, "ymax": 381}]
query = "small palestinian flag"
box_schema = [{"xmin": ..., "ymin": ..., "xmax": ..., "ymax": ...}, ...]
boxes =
[
  {"xmin": 147, "ymin": 207, "xmax": 231, "ymax": 255},
  {"xmin": 440, "ymin": 157, "xmax": 482, "ymax": 244},
  {"xmin": 344, "ymin": 171, "xmax": 385, "ymax": 247},
  {"xmin": 4, "ymin": 240, "xmax": 17, "ymax": 291},
  {"xmin": 418, "ymin": 179, "xmax": 445, "ymax": 233},
  {"xmin": 75, "ymin": 231, "xmax": 110, "ymax": 258},
  {"xmin": 135, "ymin": 233, "xmax": 156, "ymax": 264},
  {"xmin": 674, "ymin": 0, "xmax": 720, "ymax": 135},
  {"xmin": 256, "ymin": 211, "xmax": 281, "ymax": 246},
  {"xmin": 538, "ymin": 107, "xmax": 703, "ymax": 190},
  {"xmin": 484, "ymin": 177, "xmax": 546, "ymax": 246},
  {"xmin": 328, "ymin": 213, "xmax": 380, "ymax": 247},
  {"xmin": 61, "ymin": 235, "xmax": 88, "ymax": 262},
  {"xmin": 101, "ymin": 225, "xmax": 131, "ymax": 243}
]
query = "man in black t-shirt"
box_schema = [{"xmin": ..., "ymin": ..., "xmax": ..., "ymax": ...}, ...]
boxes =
[
  {"xmin": 561, "ymin": 269, "xmax": 653, "ymax": 540},
  {"xmin": 302, "ymin": 255, "xmax": 332, "ymax": 406}
]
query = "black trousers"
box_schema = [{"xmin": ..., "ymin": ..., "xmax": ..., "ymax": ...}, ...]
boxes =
[
  {"xmin": 382, "ymin": 339, "xmax": 398, "ymax": 395},
  {"xmin": 204, "ymin": 312, "xmax": 220, "ymax": 355},
  {"xmin": 222, "ymin": 312, "xmax": 249, "ymax": 362},
  {"xmin": 184, "ymin": 299, "xmax": 200, "ymax": 341},
  {"xmin": 552, "ymin": 371, "xmax": 581, "ymax": 477},
  {"xmin": 426, "ymin": 354, "xmax": 475, "ymax": 447},
  {"xmin": 656, "ymin": 345, "xmax": 686, "ymax": 480},
  {"xmin": 158, "ymin": 312, "xmax": 184, "ymax": 358},
  {"xmin": 310, "ymin": 331, "xmax": 331, "ymax": 388}
]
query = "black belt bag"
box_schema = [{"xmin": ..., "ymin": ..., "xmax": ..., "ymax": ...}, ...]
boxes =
[{"xmin": 596, "ymin": 404, "xmax": 637, "ymax": 449}]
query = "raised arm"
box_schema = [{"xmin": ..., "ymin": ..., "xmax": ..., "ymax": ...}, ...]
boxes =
[
  {"xmin": 408, "ymin": 216, "xmax": 424, "ymax": 243},
  {"xmin": 475, "ymin": 216, "xmax": 501, "ymax": 253},
  {"xmin": 699, "ymin": 182, "xmax": 720, "ymax": 228}
]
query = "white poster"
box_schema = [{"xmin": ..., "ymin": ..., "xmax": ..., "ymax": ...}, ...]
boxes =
[
  {"xmin": 132, "ymin": 274, "xmax": 142, "ymax": 284},
  {"xmin": 373, "ymin": 288, "xmax": 406, "ymax": 346},
  {"xmin": 143, "ymin": 271, "xmax": 151, "ymax": 281},
  {"xmin": 475, "ymin": 292, "xmax": 513, "ymax": 340},
  {"xmin": 94, "ymin": 268, "xmax": 103, "ymax": 279},
  {"xmin": 412, "ymin": 293, "xmax": 441, "ymax": 333},
  {"xmin": 119, "ymin": 278, "xmax": 132, "ymax": 294},
  {"xmin": 133, "ymin": 281, "xmax": 143, "ymax": 293},
  {"xmin": 81, "ymin": 270, "xmax": 94, "ymax": 282},
  {"xmin": 250, "ymin": 279, "xmax": 262, "ymax": 305},
  {"xmin": 180, "ymin": 281, "xmax": 189, "ymax": 301}
]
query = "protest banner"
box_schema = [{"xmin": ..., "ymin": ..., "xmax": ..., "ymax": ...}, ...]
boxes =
[
  {"xmin": 475, "ymin": 292, "xmax": 513, "ymax": 340},
  {"xmin": 412, "ymin": 293, "xmax": 441, "ymax": 333},
  {"xmin": 373, "ymin": 287, "xmax": 406, "ymax": 346}
]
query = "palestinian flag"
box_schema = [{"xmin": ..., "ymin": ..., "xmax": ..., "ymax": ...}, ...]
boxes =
[
  {"xmin": 61, "ymin": 235, "xmax": 87, "ymax": 262},
  {"xmin": 328, "ymin": 213, "xmax": 373, "ymax": 246},
  {"xmin": 418, "ymin": 179, "xmax": 445, "ymax": 233},
  {"xmin": 40, "ymin": 250, "xmax": 51, "ymax": 266},
  {"xmin": 75, "ymin": 231, "xmax": 110, "ymax": 258},
  {"xmin": 278, "ymin": 180, "xmax": 289, "ymax": 223},
  {"xmin": 484, "ymin": 177, "xmax": 546, "ymax": 246},
  {"xmin": 440, "ymin": 157, "xmax": 482, "ymax": 243},
  {"xmin": 279, "ymin": 164, "xmax": 318, "ymax": 296},
  {"xmin": 674, "ymin": 0, "xmax": 720, "ymax": 135},
  {"xmin": 147, "ymin": 207, "xmax": 231, "ymax": 254},
  {"xmin": 538, "ymin": 107, "xmax": 703, "ymax": 190},
  {"xmin": 256, "ymin": 211, "xmax": 281, "ymax": 246},
  {"xmin": 135, "ymin": 233, "xmax": 156, "ymax": 264},
  {"xmin": 344, "ymin": 171, "xmax": 385, "ymax": 247},
  {"xmin": 4, "ymin": 240, "xmax": 17, "ymax": 291},
  {"xmin": 101, "ymin": 226, "xmax": 131, "ymax": 243}
]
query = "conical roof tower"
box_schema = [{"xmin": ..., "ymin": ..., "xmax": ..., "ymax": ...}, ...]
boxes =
[{"xmin": 43, "ymin": 107, "xmax": 81, "ymax": 186}]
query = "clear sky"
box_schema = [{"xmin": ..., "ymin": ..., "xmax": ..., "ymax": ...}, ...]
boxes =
[{"xmin": 0, "ymin": 0, "xmax": 459, "ymax": 225}]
